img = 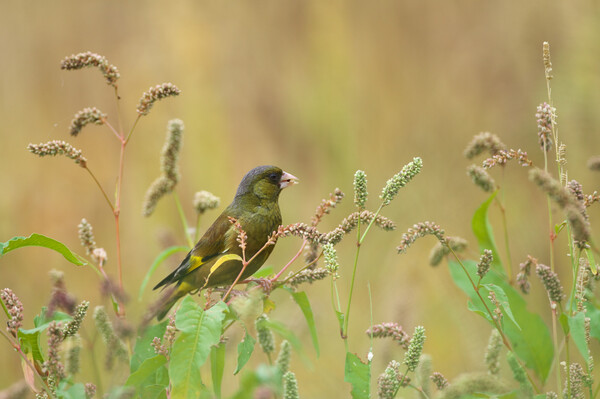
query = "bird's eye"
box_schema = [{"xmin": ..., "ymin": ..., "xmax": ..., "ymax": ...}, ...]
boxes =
[{"xmin": 268, "ymin": 173, "xmax": 279, "ymax": 182}]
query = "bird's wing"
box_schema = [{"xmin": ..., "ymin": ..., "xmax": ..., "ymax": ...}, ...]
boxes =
[{"xmin": 153, "ymin": 211, "xmax": 239, "ymax": 290}]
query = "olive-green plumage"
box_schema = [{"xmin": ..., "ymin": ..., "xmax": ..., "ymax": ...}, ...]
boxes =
[{"xmin": 153, "ymin": 165, "xmax": 297, "ymax": 320}]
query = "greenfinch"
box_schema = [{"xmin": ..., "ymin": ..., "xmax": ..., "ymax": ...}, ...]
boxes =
[{"xmin": 153, "ymin": 165, "xmax": 297, "ymax": 320}]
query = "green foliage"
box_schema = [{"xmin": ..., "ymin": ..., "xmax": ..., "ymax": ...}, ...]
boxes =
[
  {"xmin": 284, "ymin": 288, "xmax": 320, "ymax": 356},
  {"xmin": 471, "ymin": 192, "xmax": 503, "ymax": 275},
  {"xmin": 169, "ymin": 298, "xmax": 228, "ymax": 399},
  {"xmin": 345, "ymin": 352, "xmax": 371, "ymax": 399},
  {"xmin": 0, "ymin": 233, "xmax": 86, "ymax": 266},
  {"xmin": 234, "ymin": 330, "xmax": 256, "ymax": 375}
]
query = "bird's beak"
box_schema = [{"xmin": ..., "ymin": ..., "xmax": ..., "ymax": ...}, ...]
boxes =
[{"xmin": 279, "ymin": 171, "xmax": 298, "ymax": 189}]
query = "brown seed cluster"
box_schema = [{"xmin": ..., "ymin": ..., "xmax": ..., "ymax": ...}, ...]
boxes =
[
  {"xmin": 60, "ymin": 51, "xmax": 120, "ymax": 86},
  {"xmin": 28, "ymin": 140, "xmax": 87, "ymax": 167},
  {"xmin": 136, "ymin": 83, "xmax": 181, "ymax": 116}
]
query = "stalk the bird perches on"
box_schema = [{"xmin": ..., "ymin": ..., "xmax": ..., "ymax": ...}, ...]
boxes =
[{"xmin": 153, "ymin": 165, "xmax": 298, "ymax": 320}]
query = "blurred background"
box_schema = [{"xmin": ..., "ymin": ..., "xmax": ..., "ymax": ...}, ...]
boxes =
[{"xmin": 2, "ymin": 0, "xmax": 600, "ymax": 397}]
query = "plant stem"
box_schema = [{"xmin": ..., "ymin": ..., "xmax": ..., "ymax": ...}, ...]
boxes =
[
  {"xmin": 0, "ymin": 329, "xmax": 56, "ymax": 399},
  {"xmin": 194, "ymin": 213, "xmax": 202, "ymax": 243},
  {"xmin": 84, "ymin": 167, "xmax": 114, "ymax": 212},
  {"xmin": 343, "ymin": 204, "xmax": 384, "ymax": 341},
  {"xmin": 173, "ymin": 192, "xmax": 194, "ymax": 248},
  {"xmin": 448, "ymin": 248, "xmax": 541, "ymax": 394},
  {"xmin": 271, "ymin": 239, "xmax": 307, "ymax": 281},
  {"xmin": 494, "ymin": 196, "xmax": 513, "ymax": 281}
]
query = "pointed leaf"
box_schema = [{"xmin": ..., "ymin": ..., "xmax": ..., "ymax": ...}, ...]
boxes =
[
  {"xmin": 472, "ymin": 191, "xmax": 504, "ymax": 275},
  {"xmin": 284, "ymin": 288, "xmax": 320, "ymax": 356},
  {"xmin": 234, "ymin": 330, "xmax": 256, "ymax": 375},
  {"xmin": 0, "ymin": 233, "xmax": 86, "ymax": 265},
  {"xmin": 131, "ymin": 321, "xmax": 168, "ymax": 373},
  {"xmin": 345, "ymin": 352, "xmax": 370, "ymax": 399},
  {"xmin": 449, "ymin": 260, "xmax": 553, "ymax": 382},
  {"xmin": 126, "ymin": 355, "xmax": 168, "ymax": 388},
  {"xmin": 211, "ymin": 342, "xmax": 226, "ymax": 399},
  {"xmin": 483, "ymin": 283, "xmax": 521, "ymax": 329},
  {"xmin": 170, "ymin": 299, "xmax": 227, "ymax": 399},
  {"xmin": 568, "ymin": 312, "xmax": 589, "ymax": 361},
  {"xmin": 586, "ymin": 250, "xmax": 597, "ymax": 275}
]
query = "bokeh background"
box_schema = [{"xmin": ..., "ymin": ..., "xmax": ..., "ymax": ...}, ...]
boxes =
[{"xmin": 2, "ymin": 1, "xmax": 600, "ymax": 397}]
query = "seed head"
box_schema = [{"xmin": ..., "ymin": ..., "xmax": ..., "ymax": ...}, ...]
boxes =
[
  {"xmin": 255, "ymin": 314, "xmax": 275, "ymax": 355},
  {"xmin": 536, "ymin": 264, "xmax": 564, "ymax": 303},
  {"xmin": 93, "ymin": 306, "xmax": 129, "ymax": 368},
  {"xmin": 283, "ymin": 371, "xmax": 299, "ymax": 399},
  {"xmin": 136, "ymin": 83, "xmax": 181, "ymax": 116},
  {"xmin": 1, "ymin": 288, "xmax": 23, "ymax": 337},
  {"xmin": 78, "ymin": 219, "xmax": 96, "ymax": 256},
  {"xmin": 428, "ymin": 236, "xmax": 468, "ymax": 266},
  {"xmin": 543, "ymin": 42, "xmax": 553, "ymax": 80},
  {"xmin": 85, "ymin": 383, "xmax": 97, "ymax": 399},
  {"xmin": 587, "ymin": 156, "xmax": 600, "ymax": 171},
  {"xmin": 404, "ymin": 326, "xmax": 426, "ymax": 372},
  {"xmin": 485, "ymin": 329, "xmax": 503, "ymax": 375},
  {"xmin": 367, "ymin": 322, "xmax": 410, "ymax": 350},
  {"xmin": 516, "ymin": 256, "xmax": 536, "ymax": 294},
  {"xmin": 467, "ymin": 165, "xmax": 497, "ymax": 192},
  {"xmin": 536, "ymin": 102, "xmax": 555, "ymax": 151},
  {"xmin": 477, "ymin": 249, "xmax": 493, "ymax": 279},
  {"xmin": 28, "ymin": 140, "xmax": 87, "ymax": 167},
  {"xmin": 353, "ymin": 170, "xmax": 368, "ymax": 209},
  {"xmin": 161, "ymin": 119, "xmax": 184, "ymax": 185},
  {"xmin": 193, "ymin": 190, "xmax": 220, "ymax": 214},
  {"xmin": 378, "ymin": 360, "xmax": 402, "ymax": 399},
  {"xmin": 286, "ymin": 268, "xmax": 330, "ymax": 288},
  {"xmin": 380, "ymin": 157, "xmax": 423, "ymax": 206},
  {"xmin": 276, "ymin": 340, "xmax": 292, "ymax": 374},
  {"xmin": 322, "ymin": 243, "xmax": 339, "ymax": 276},
  {"xmin": 62, "ymin": 301, "xmax": 89, "ymax": 338},
  {"xmin": 60, "ymin": 51, "xmax": 120, "ymax": 86},
  {"xmin": 431, "ymin": 372, "xmax": 449, "ymax": 390},
  {"xmin": 482, "ymin": 149, "xmax": 532, "ymax": 169},
  {"xmin": 464, "ymin": 132, "xmax": 507, "ymax": 159},
  {"xmin": 397, "ymin": 222, "xmax": 446, "ymax": 254},
  {"xmin": 65, "ymin": 334, "xmax": 82, "ymax": 375},
  {"xmin": 142, "ymin": 176, "xmax": 175, "ymax": 217},
  {"xmin": 69, "ymin": 107, "xmax": 106, "ymax": 136}
]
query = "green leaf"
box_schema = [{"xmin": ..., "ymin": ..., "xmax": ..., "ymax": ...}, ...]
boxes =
[
  {"xmin": 234, "ymin": 330, "xmax": 256, "ymax": 375},
  {"xmin": 568, "ymin": 312, "xmax": 589, "ymax": 361},
  {"xmin": 586, "ymin": 250, "xmax": 597, "ymax": 275},
  {"xmin": 449, "ymin": 260, "xmax": 553, "ymax": 382},
  {"xmin": 344, "ymin": 352, "xmax": 370, "ymax": 399},
  {"xmin": 0, "ymin": 233, "xmax": 86, "ymax": 266},
  {"xmin": 211, "ymin": 342, "xmax": 226, "ymax": 399},
  {"xmin": 131, "ymin": 321, "xmax": 168, "ymax": 373},
  {"xmin": 126, "ymin": 355, "xmax": 168, "ymax": 388},
  {"xmin": 32, "ymin": 307, "xmax": 73, "ymax": 331},
  {"xmin": 170, "ymin": 299, "xmax": 228, "ymax": 399},
  {"xmin": 263, "ymin": 318, "xmax": 311, "ymax": 367},
  {"xmin": 554, "ymin": 221, "xmax": 567, "ymax": 235},
  {"xmin": 284, "ymin": 288, "xmax": 320, "ymax": 356},
  {"xmin": 251, "ymin": 265, "xmax": 275, "ymax": 279},
  {"xmin": 472, "ymin": 191, "xmax": 504, "ymax": 275},
  {"xmin": 18, "ymin": 329, "xmax": 44, "ymax": 365},
  {"xmin": 483, "ymin": 283, "xmax": 520, "ymax": 330},
  {"xmin": 139, "ymin": 246, "xmax": 189, "ymax": 300},
  {"xmin": 57, "ymin": 382, "xmax": 87, "ymax": 399},
  {"xmin": 335, "ymin": 310, "xmax": 345, "ymax": 334}
]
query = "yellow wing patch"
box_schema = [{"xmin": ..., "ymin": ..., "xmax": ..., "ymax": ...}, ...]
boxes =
[{"xmin": 202, "ymin": 254, "xmax": 243, "ymax": 289}]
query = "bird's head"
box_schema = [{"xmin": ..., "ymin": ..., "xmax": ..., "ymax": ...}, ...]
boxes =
[{"xmin": 235, "ymin": 165, "xmax": 298, "ymax": 202}]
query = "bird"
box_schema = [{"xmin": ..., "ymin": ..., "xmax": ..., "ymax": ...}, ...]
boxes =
[{"xmin": 152, "ymin": 165, "xmax": 297, "ymax": 320}]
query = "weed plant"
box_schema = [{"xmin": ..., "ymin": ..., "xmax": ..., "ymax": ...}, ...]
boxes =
[{"xmin": 2, "ymin": 43, "xmax": 600, "ymax": 399}]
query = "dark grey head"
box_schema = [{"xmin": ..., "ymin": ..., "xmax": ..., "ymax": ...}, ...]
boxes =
[{"xmin": 235, "ymin": 165, "xmax": 298, "ymax": 201}]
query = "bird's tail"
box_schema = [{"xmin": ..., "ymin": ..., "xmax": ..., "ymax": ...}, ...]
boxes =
[{"xmin": 151, "ymin": 285, "xmax": 187, "ymax": 321}]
